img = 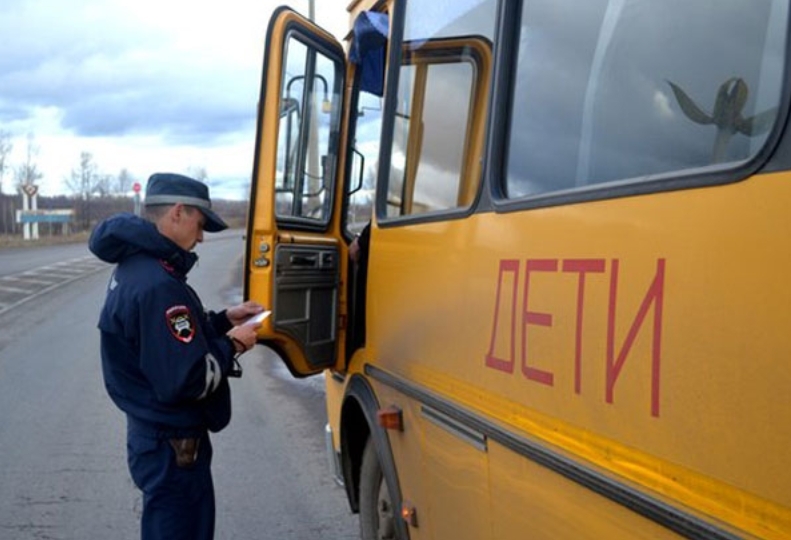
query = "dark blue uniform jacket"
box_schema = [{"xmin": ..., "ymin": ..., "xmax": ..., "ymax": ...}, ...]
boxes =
[{"xmin": 90, "ymin": 213, "xmax": 236, "ymax": 433}]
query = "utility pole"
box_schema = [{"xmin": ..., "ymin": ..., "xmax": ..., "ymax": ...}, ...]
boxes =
[{"xmin": 306, "ymin": 0, "xmax": 321, "ymax": 216}]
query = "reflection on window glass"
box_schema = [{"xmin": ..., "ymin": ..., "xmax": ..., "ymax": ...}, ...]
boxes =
[
  {"xmin": 506, "ymin": 0, "xmax": 788, "ymax": 198},
  {"xmin": 386, "ymin": 65, "xmax": 414, "ymax": 217},
  {"xmin": 384, "ymin": 0, "xmax": 496, "ymax": 218},
  {"xmin": 276, "ymin": 38, "xmax": 308, "ymax": 216},
  {"xmin": 276, "ymin": 34, "xmax": 342, "ymax": 224},
  {"xmin": 347, "ymin": 90, "xmax": 383, "ymax": 234},
  {"xmin": 412, "ymin": 62, "xmax": 473, "ymax": 212}
]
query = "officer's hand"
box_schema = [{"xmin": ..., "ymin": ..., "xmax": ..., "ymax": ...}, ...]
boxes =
[
  {"xmin": 227, "ymin": 301, "xmax": 265, "ymax": 326},
  {"xmin": 227, "ymin": 323, "xmax": 260, "ymax": 355},
  {"xmin": 349, "ymin": 237, "xmax": 361, "ymax": 263}
]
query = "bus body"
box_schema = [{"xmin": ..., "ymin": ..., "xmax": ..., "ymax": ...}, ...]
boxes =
[{"xmin": 244, "ymin": 1, "xmax": 791, "ymax": 538}]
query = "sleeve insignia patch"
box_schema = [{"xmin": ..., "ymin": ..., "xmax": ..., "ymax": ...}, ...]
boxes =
[{"xmin": 166, "ymin": 305, "xmax": 195, "ymax": 343}]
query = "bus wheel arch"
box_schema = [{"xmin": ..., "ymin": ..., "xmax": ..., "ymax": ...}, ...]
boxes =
[
  {"xmin": 342, "ymin": 374, "xmax": 410, "ymax": 540},
  {"xmin": 340, "ymin": 386, "xmax": 370, "ymax": 512}
]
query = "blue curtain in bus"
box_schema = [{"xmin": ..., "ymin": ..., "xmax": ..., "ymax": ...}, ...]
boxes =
[{"xmin": 349, "ymin": 11, "xmax": 389, "ymax": 97}]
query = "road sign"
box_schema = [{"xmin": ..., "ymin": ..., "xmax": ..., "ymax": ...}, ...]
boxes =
[
  {"xmin": 16, "ymin": 209, "xmax": 74, "ymax": 224},
  {"xmin": 21, "ymin": 184, "xmax": 38, "ymax": 197}
]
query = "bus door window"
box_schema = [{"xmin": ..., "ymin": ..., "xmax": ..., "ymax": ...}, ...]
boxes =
[
  {"xmin": 382, "ymin": 0, "xmax": 496, "ymax": 220},
  {"xmin": 346, "ymin": 87, "xmax": 382, "ymax": 357},
  {"xmin": 276, "ymin": 34, "xmax": 343, "ymax": 224},
  {"xmin": 347, "ymin": 90, "xmax": 382, "ymax": 236},
  {"xmin": 347, "ymin": 11, "xmax": 389, "ymax": 237}
]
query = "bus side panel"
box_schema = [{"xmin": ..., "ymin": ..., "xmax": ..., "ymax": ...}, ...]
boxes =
[
  {"xmin": 370, "ymin": 374, "xmax": 497, "ymax": 540},
  {"xmin": 488, "ymin": 442, "xmax": 684, "ymax": 540},
  {"xmin": 365, "ymin": 170, "xmax": 791, "ymax": 538}
]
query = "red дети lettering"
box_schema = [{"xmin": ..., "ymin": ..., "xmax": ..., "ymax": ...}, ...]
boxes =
[{"xmin": 484, "ymin": 258, "xmax": 666, "ymax": 417}]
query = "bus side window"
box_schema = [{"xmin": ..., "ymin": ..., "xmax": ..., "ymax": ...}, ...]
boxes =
[
  {"xmin": 388, "ymin": 59, "xmax": 477, "ymax": 216},
  {"xmin": 505, "ymin": 0, "xmax": 786, "ymax": 198}
]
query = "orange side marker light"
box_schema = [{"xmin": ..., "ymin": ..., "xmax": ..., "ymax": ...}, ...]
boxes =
[
  {"xmin": 377, "ymin": 406, "xmax": 403, "ymax": 431},
  {"xmin": 401, "ymin": 501, "xmax": 418, "ymax": 527}
]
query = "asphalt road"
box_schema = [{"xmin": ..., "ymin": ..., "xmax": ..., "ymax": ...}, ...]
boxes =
[{"xmin": 0, "ymin": 232, "xmax": 359, "ymax": 539}]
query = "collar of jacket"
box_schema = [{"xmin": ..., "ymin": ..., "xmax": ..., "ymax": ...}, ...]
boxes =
[{"xmin": 160, "ymin": 248, "xmax": 198, "ymax": 278}]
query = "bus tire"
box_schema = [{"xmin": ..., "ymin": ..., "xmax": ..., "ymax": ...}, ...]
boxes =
[{"xmin": 359, "ymin": 437, "xmax": 398, "ymax": 540}]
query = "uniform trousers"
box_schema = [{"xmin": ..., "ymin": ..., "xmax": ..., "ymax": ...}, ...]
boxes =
[{"xmin": 126, "ymin": 418, "xmax": 215, "ymax": 540}]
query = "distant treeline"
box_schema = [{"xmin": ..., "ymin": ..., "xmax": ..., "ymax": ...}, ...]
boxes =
[{"xmin": 0, "ymin": 193, "xmax": 249, "ymax": 236}]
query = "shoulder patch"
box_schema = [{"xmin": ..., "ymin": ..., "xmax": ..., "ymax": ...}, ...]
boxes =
[{"xmin": 166, "ymin": 305, "xmax": 195, "ymax": 343}]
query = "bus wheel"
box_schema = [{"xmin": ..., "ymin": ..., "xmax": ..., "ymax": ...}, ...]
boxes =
[{"xmin": 359, "ymin": 437, "xmax": 397, "ymax": 540}]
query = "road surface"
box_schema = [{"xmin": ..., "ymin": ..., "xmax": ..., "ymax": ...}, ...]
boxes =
[{"xmin": 0, "ymin": 232, "xmax": 359, "ymax": 539}]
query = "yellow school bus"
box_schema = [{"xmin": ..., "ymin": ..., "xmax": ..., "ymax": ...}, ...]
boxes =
[{"xmin": 244, "ymin": 1, "xmax": 791, "ymax": 538}]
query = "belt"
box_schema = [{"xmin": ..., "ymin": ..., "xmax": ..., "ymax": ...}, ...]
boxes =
[{"xmin": 126, "ymin": 415, "xmax": 205, "ymax": 440}]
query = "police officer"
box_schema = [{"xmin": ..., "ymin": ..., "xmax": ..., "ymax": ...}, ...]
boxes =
[{"xmin": 90, "ymin": 172, "xmax": 264, "ymax": 540}]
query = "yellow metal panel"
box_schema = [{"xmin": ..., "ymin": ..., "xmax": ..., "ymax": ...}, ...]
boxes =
[
  {"xmin": 324, "ymin": 371, "xmax": 345, "ymax": 451},
  {"xmin": 488, "ymin": 442, "xmax": 684, "ymax": 539},
  {"xmin": 365, "ymin": 170, "xmax": 791, "ymax": 538},
  {"xmin": 418, "ymin": 410, "xmax": 490, "ymax": 540}
]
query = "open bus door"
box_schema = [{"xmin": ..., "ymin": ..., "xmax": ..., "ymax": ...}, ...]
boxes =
[{"xmin": 244, "ymin": 7, "xmax": 347, "ymax": 378}]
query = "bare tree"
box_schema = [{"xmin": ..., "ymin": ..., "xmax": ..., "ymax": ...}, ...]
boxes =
[
  {"xmin": 64, "ymin": 151, "xmax": 99, "ymax": 197},
  {"xmin": 12, "ymin": 134, "xmax": 44, "ymax": 237},
  {"xmin": 0, "ymin": 131, "xmax": 14, "ymax": 234},
  {"xmin": 0, "ymin": 131, "xmax": 12, "ymax": 195},
  {"xmin": 186, "ymin": 166, "xmax": 208, "ymax": 183},
  {"xmin": 65, "ymin": 151, "xmax": 100, "ymax": 230},
  {"xmin": 116, "ymin": 168, "xmax": 133, "ymax": 194},
  {"xmin": 15, "ymin": 133, "xmax": 43, "ymax": 188},
  {"xmin": 94, "ymin": 173, "xmax": 114, "ymax": 198}
]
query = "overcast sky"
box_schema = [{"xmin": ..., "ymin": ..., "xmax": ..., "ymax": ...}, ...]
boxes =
[{"xmin": 0, "ymin": 0, "xmax": 348, "ymax": 199}]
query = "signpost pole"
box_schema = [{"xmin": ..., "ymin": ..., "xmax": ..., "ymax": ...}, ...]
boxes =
[
  {"xmin": 31, "ymin": 190, "xmax": 39, "ymax": 240},
  {"xmin": 21, "ymin": 186, "xmax": 30, "ymax": 241},
  {"xmin": 133, "ymin": 182, "xmax": 142, "ymax": 216}
]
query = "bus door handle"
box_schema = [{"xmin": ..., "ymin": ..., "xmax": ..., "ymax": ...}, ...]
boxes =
[{"xmin": 290, "ymin": 255, "xmax": 318, "ymax": 267}]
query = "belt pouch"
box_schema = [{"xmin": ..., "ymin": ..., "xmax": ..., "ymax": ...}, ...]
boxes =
[{"xmin": 169, "ymin": 437, "xmax": 200, "ymax": 468}]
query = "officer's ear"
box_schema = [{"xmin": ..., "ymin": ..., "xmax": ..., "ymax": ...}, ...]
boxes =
[{"xmin": 170, "ymin": 203, "xmax": 187, "ymax": 223}]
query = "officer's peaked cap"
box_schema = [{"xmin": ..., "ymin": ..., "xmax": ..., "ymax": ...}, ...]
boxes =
[{"xmin": 144, "ymin": 172, "xmax": 228, "ymax": 232}]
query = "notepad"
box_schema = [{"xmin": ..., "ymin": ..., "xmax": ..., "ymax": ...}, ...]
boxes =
[{"xmin": 244, "ymin": 310, "xmax": 271, "ymax": 325}]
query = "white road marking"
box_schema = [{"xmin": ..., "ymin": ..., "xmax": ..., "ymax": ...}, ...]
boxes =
[{"xmin": 0, "ymin": 258, "xmax": 111, "ymax": 316}]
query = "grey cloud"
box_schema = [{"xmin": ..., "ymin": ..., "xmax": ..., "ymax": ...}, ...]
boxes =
[
  {"xmin": 0, "ymin": 100, "xmax": 29, "ymax": 123},
  {"xmin": 58, "ymin": 81, "xmax": 256, "ymax": 144},
  {"xmin": 0, "ymin": 0, "xmax": 260, "ymax": 145}
]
